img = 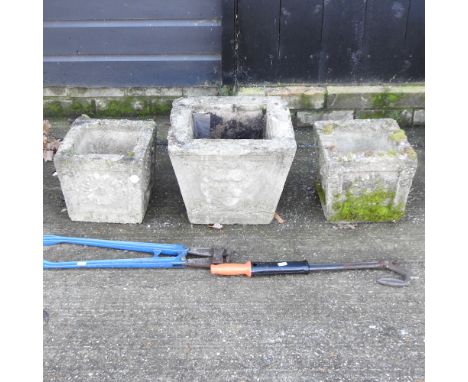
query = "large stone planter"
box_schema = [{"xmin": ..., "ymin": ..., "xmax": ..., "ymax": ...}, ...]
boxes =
[
  {"xmin": 314, "ymin": 119, "xmax": 417, "ymax": 223},
  {"xmin": 54, "ymin": 116, "xmax": 156, "ymax": 223},
  {"xmin": 168, "ymin": 96, "xmax": 297, "ymax": 224}
]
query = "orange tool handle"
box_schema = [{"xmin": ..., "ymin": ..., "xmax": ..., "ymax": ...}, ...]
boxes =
[{"xmin": 210, "ymin": 261, "xmax": 252, "ymax": 277}]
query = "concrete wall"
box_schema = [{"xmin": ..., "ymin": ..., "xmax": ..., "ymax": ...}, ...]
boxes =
[{"xmin": 43, "ymin": 84, "xmax": 425, "ymax": 128}]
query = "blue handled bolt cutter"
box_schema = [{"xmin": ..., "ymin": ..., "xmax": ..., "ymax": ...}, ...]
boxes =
[{"xmin": 43, "ymin": 234, "xmax": 232, "ymax": 269}]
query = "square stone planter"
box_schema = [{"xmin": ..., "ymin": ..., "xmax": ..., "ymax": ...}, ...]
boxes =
[
  {"xmin": 313, "ymin": 119, "xmax": 417, "ymax": 223},
  {"xmin": 168, "ymin": 96, "xmax": 297, "ymax": 224},
  {"xmin": 54, "ymin": 116, "xmax": 156, "ymax": 223}
]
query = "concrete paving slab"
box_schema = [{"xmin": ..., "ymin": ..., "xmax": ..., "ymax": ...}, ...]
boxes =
[{"xmin": 44, "ymin": 117, "xmax": 425, "ymax": 382}]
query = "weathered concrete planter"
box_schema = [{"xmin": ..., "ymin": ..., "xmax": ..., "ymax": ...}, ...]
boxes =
[
  {"xmin": 54, "ymin": 116, "xmax": 156, "ymax": 223},
  {"xmin": 168, "ymin": 96, "xmax": 297, "ymax": 224},
  {"xmin": 313, "ymin": 119, "xmax": 417, "ymax": 223}
]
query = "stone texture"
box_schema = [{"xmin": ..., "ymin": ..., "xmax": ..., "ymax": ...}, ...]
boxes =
[
  {"xmin": 44, "ymin": 84, "xmax": 425, "ymax": 119},
  {"xmin": 94, "ymin": 97, "xmax": 174, "ymax": 117},
  {"xmin": 54, "ymin": 116, "xmax": 156, "ymax": 223},
  {"xmin": 68, "ymin": 88, "xmax": 126, "ymax": 98},
  {"xmin": 43, "ymin": 87, "xmax": 184, "ymax": 98},
  {"xmin": 236, "ymin": 87, "xmax": 266, "ymax": 96},
  {"xmin": 43, "ymin": 87, "xmax": 68, "ymax": 97},
  {"xmin": 63, "ymin": 87, "xmax": 183, "ymax": 98},
  {"xmin": 265, "ymin": 86, "xmax": 325, "ymax": 109},
  {"xmin": 296, "ymin": 110, "xmax": 354, "ymax": 127},
  {"xmin": 326, "ymin": 85, "xmax": 425, "ymax": 110},
  {"xmin": 124, "ymin": 87, "xmax": 182, "ymax": 97},
  {"xmin": 145, "ymin": 87, "xmax": 183, "ymax": 97},
  {"xmin": 236, "ymin": 86, "xmax": 325, "ymax": 109},
  {"xmin": 94, "ymin": 98, "xmax": 109, "ymax": 111},
  {"xmin": 384, "ymin": 85, "xmax": 425, "ymax": 108},
  {"xmin": 413, "ymin": 109, "xmax": 425, "ymax": 126},
  {"xmin": 326, "ymin": 86, "xmax": 386, "ymax": 109},
  {"xmin": 183, "ymin": 87, "xmax": 219, "ymax": 97},
  {"xmin": 168, "ymin": 96, "xmax": 297, "ymax": 224},
  {"xmin": 313, "ymin": 118, "xmax": 417, "ymax": 223},
  {"xmin": 355, "ymin": 109, "xmax": 413, "ymax": 127},
  {"xmin": 43, "ymin": 98, "xmax": 96, "ymax": 118}
]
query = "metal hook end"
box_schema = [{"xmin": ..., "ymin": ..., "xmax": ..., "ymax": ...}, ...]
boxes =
[{"xmin": 376, "ymin": 260, "xmax": 410, "ymax": 287}]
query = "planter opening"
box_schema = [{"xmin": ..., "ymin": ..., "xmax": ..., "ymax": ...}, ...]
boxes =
[
  {"xmin": 74, "ymin": 130, "xmax": 141, "ymax": 155},
  {"xmin": 192, "ymin": 110, "xmax": 266, "ymax": 139}
]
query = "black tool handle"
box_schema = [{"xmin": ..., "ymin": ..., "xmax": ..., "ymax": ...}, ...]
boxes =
[
  {"xmin": 250, "ymin": 261, "xmax": 310, "ymax": 276},
  {"xmin": 210, "ymin": 259, "xmax": 409, "ymax": 287}
]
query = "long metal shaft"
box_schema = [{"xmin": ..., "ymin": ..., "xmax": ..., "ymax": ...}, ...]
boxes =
[{"xmin": 211, "ymin": 260, "xmax": 410, "ymax": 287}]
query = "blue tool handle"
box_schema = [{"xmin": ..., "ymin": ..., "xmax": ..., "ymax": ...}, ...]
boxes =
[
  {"xmin": 43, "ymin": 257, "xmax": 185, "ymax": 269},
  {"xmin": 43, "ymin": 234, "xmax": 189, "ymax": 270},
  {"xmin": 43, "ymin": 234, "xmax": 188, "ymax": 255}
]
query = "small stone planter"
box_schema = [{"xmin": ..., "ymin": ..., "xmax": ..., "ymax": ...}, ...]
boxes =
[
  {"xmin": 313, "ymin": 119, "xmax": 417, "ymax": 223},
  {"xmin": 54, "ymin": 116, "xmax": 156, "ymax": 223},
  {"xmin": 168, "ymin": 96, "xmax": 297, "ymax": 224}
]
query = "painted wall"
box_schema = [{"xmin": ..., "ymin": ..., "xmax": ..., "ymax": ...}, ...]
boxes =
[
  {"xmin": 44, "ymin": 0, "xmax": 424, "ymax": 87},
  {"xmin": 43, "ymin": 0, "xmax": 222, "ymax": 86}
]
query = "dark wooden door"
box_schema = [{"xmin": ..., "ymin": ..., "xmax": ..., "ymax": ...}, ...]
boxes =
[{"xmin": 222, "ymin": 0, "xmax": 425, "ymax": 84}]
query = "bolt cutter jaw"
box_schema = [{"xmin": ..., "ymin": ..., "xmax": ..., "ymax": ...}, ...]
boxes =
[{"xmin": 185, "ymin": 248, "xmax": 234, "ymax": 268}]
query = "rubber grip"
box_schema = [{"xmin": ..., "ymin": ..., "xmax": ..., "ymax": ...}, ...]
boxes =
[{"xmin": 210, "ymin": 261, "xmax": 252, "ymax": 277}]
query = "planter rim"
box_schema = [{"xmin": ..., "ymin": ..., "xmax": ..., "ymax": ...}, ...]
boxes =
[
  {"xmin": 55, "ymin": 117, "xmax": 156, "ymax": 164},
  {"xmin": 168, "ymin": 96, "xmax": 296, "ymax": 156},
  {"xmin": 314, "ymin": 118, "xmax": 417, "ymax": 166}
]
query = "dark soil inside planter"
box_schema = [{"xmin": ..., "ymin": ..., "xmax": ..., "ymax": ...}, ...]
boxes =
[{"xmin": 192, "ymin": 112, "xmax": 266, "ymax": 139}]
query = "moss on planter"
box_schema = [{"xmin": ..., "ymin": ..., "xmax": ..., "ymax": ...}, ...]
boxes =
[
  {"xmin": 330, "ymin": 189, "xmax": 404, "ymax": 222},
  {"xmin": 387, "ymin": 149, "xmax": 398, "ymax": 157},
  {"xmin": 404, "ymin": 147, "xmax": 417, "ymax": 159},
  {"xmin": 322, "ymin": 123, "xmax": 335, "ymax": 135},
  {"xmin": 316, "ymin": 182, "xmax": 404, "ymax": 222},
  {"xmin": 389, "ymin": 129, "xmax": 407, "ymax": 142}
]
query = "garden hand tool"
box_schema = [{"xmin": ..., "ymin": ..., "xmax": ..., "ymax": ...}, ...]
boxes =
[{"xmin": 43, "ymin": 235, "xmax": 409, "ymax": 287}]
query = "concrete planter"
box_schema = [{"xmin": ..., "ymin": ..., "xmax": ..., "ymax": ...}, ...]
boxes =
[
  {"xmin": 314, "ymin": 119, "xmax": 417, "ymax": 223},
  {"xmin": 168, "ymin": 96, "xmax": 297, "ymax": 224},
  {"xmin": 54, "ymin": 116, "xmax": 156, "ymax": 223}
]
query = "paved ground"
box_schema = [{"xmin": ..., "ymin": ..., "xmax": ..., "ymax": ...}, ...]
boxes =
[{"xmin": 43, "ymin": 117, "xmax": 425, "ymax": 382}]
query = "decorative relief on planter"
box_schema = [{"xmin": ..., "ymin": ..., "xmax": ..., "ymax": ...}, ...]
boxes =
[
  {"xmin": 168, "ymin": 97, "xmax": 297, "ymax": 224},
  {"xmin": 54, "ymin": 116, "xmax": 156, "ymax": 223},
  {"xmin": 313, "ymin": 119, "xmax": 417, "ymax": 222}
]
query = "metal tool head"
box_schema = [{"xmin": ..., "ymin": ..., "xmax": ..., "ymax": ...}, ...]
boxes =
[
  {"xmin": 376, "ymin": 260, "xmax": 410, "ymax": 287},
  {"xmin": 185, "ymin": 248, "xmax": 234, "ymax": 268}
]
